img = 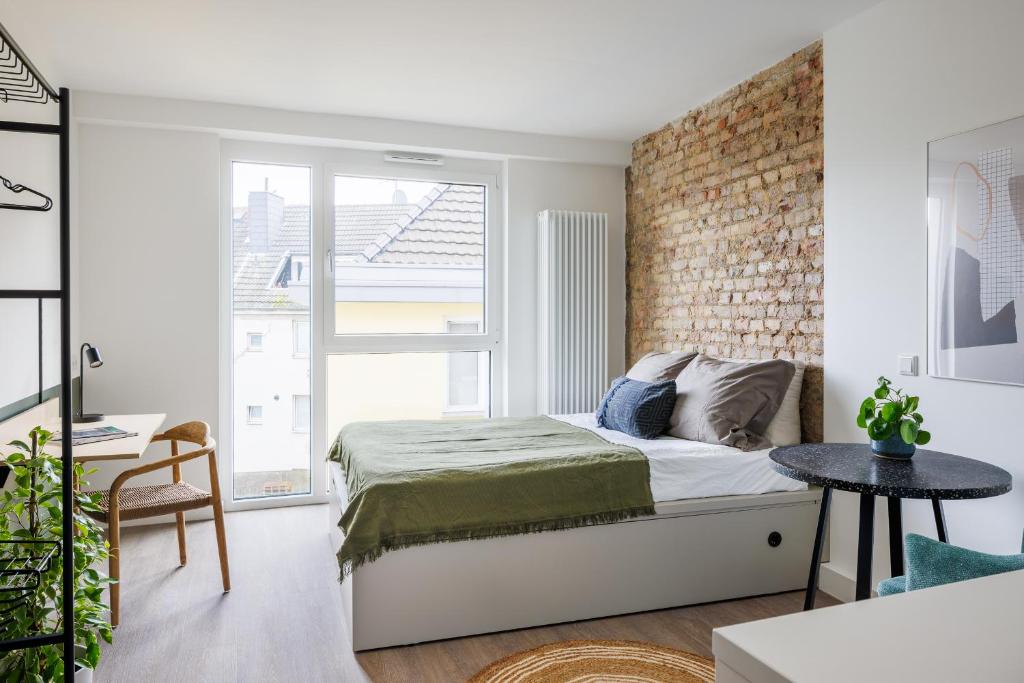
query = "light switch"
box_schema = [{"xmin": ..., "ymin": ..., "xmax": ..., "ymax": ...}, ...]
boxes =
[{"xmin": 898, "ymin": 354, "xmax": 918, "ymax": 376}]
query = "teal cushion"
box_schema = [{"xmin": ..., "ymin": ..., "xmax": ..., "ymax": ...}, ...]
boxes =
[
  {"xmin": 903, "ymin": 533, "xmax": 1024, "ymax": 592},
  {"xmin": 876, "ymin": 575, "xmax": 905, "ymax": 596}
]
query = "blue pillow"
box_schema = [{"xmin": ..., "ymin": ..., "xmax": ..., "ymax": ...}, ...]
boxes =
[
  {"xmin": 596, "ymin": 376, "xmax": 677, "ymax": 439},
  {"xmin": 903, "ymin": 533, "xmax": 1024, "ymax": 592}
]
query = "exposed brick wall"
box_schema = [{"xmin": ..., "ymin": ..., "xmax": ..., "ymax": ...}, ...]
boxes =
[{"xmin": 625, "ymin": 41, "xmax": 824, "ymax": 441}]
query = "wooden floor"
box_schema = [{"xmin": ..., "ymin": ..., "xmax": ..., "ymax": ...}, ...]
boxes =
[{"xmin": 97, "ymin": 504, "xmax": 837, "ymax": 682}]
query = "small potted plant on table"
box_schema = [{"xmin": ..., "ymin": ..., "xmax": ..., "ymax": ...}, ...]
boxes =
[
  {"xmin": 856, "ymin": 376, "xmax": 931, "ymax": 459},
  {"xmin": 0, "ymin": 426, "xmax": 113, "ymax": 681}
]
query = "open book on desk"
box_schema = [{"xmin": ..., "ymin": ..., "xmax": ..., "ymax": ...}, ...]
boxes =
[{"xmin": 51, "ymin": 426, "xmax": 138, "ymax": 446}]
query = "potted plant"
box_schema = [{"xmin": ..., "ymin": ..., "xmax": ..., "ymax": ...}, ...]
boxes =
[
  {"xmin": 856, "ymin": 376, "xmax": 931, "ymax": 459},
  {"xmin": 0, "ymin": 426, "xmax": 113, "ymax": 682}
]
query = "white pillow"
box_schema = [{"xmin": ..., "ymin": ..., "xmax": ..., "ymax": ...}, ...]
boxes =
[
  {"xmin": 764, "ymin": 360, "xmax": 805, "ymax": 446},
  {"xmin": 709, "ymin": 356, "xmax": 805, "ymax": 447}
]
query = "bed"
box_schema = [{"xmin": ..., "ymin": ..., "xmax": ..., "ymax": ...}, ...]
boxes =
[{"xmin": 327, "ymin": 409, "xmax": 823, "ymax": 651}]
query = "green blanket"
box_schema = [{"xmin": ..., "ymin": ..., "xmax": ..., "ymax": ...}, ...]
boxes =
[{"xmin": 328, "ymin": 416, "xmax": 654, "ymax": 576}]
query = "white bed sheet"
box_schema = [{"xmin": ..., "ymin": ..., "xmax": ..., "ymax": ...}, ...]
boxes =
[{"xmin": 552, "ymin": 413, "xmax": 806, "ymax": 503}]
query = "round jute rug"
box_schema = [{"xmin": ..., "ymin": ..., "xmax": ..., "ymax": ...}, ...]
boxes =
[{"xmin": 468, "ymin": 639, "xmax": 715, "ymax": 683}]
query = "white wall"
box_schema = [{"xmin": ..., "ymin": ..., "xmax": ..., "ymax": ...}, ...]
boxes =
[
  {"xmin": 823, "ymin": 0, "xmax": 1024, "ymax": 597},
  {"xmin": 504, "ymin": 159, "xmax": 627, "ymax": 416},
  {"xmin": 77, "ymin": 124, "xmax": 220, "ymax": 502}
]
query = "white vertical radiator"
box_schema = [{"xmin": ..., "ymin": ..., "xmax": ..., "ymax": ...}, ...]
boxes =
[{"xmin": 537, "ymin": 210, "xmax": 608, "ymax": 414}]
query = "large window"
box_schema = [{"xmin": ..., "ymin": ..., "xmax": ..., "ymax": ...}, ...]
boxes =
[
  {"xmin": 326, "ymin": 168, "xmax": 498, "ymax": 433},
  {"xmin": 222, "ymin": 145, "xmax": 501, "ymax": 507},
  {"xmin": 230, "ymin": 161, "xmax": 312, "ymax": 500}
]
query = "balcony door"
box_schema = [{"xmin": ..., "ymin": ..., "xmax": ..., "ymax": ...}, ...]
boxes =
[
  {"xmin": 222, "ymin": 144, "xmax": 501, "ymax": 508},
  {"xmin": 228, "ymin": 161, "xmax": 312, "ymax": 500}
]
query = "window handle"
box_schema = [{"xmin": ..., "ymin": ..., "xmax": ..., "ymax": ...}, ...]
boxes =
[{"xmin": 326, "ymin": 249, "xmax": 334, "ymax": 274}]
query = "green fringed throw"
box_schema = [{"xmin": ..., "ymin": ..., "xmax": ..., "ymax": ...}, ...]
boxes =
[{"xmin": 329, "ymin": 416, "xmax": 655, "ymax": 578}]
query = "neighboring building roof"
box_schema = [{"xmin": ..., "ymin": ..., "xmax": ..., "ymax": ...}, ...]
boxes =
[
  {"xmin": 358, "ymin": 184, "xmax": 485, "ymax": 266},
  {"xmin": 232, "ymin": 184, "xmax": 484, "ymax": 312}
]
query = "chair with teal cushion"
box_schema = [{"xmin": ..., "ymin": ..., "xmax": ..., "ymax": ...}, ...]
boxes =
[{"xmin": 877, "ymin": 532, "xmax": 1024, "ymax": 596}]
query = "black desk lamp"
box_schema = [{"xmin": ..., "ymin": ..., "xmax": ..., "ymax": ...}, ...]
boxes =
[{"xmin": 74, "ymin": 342, "xmax": 104, "ymax": 424}]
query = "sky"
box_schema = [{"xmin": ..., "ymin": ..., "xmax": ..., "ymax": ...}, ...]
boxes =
[{"xmin": 231, "ymin": 161, "xmax": 437, "ymax": 208}]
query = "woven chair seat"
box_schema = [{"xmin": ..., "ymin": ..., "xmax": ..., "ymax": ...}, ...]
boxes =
[{"xmin": 86, "ymin": 482, "xmax": 213, "ymax": 522}]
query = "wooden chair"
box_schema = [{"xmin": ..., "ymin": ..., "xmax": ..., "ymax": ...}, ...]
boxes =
[{"xmin": 84, "ymin": 421, "xmax": 230, "ymax": 627}]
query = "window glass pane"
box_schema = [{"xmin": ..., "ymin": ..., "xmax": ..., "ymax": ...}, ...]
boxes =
[
  {"xmin": 232, "ymin": 161, "xmax": 311, "ymax": 499},
  {"xmin": 448, "ymin": 353, "xmax": 479, "ymax": 407},
  {"xmin": 333, "ymin": 176, "xmax": 485, "ymax": 335},
  {"xmin": 327, "ymin": 352, "xmax": 490, "ymax": 438}
]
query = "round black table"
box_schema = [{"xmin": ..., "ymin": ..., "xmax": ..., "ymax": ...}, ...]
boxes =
[{"xmin": 770, "ymin": 443, "xmax": 1012, "ymax": 609}]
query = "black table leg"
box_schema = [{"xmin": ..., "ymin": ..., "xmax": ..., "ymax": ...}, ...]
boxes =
[
  {"xmin": 887, "ymin": 497, "xmax": 903, "ymax": 577},
  {"xmin": 932, "ymin": 497, "xmax": 948, "ymax": 542},
  {"xmin": 855, "ymin": 493, "xmax": 875, "ymax": 601},
  {"xmin": 803, "ymin": 486, "xmax": 832, "ymax": 611}
]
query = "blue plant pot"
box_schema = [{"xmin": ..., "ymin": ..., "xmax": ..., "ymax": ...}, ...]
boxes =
[{"xmin": 871, "ymin": 433, "xmax": 916, "ymax": 459}]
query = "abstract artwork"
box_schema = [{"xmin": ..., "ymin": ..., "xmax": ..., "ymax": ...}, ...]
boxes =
[{"xmin": 929, "ymin": 115, "xmax": 1024, "ymax": 384}]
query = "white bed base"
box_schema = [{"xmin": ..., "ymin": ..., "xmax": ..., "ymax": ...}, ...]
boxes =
[{"xmin": 328, "ymin": 463, "xmax": 823, "ymax": 651}]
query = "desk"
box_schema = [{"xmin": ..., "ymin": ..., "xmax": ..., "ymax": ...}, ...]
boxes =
[
  {"xmin": 0, "ymin": 400, "xmax": 165, "ymax": 464},
  {"xmin": 770, "ymin": 443, "xmax": 1012, "ymax": 607},
  {"xmin": 713, "ymin": 569, "xmax": 1024, "ymax": 683},
  {"xmin": 51, "ymin": 413, "xmax": 166, "ymax": 462}
]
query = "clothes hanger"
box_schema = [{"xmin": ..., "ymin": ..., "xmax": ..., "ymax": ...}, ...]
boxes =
[{"xmin": 0, "ymin": 174, "xmax": 53, "ymax": 212}]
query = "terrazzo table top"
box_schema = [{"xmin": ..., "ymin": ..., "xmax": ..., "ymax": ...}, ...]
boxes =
[{"xmin": 769, "ymin": 443, "xmax": 1012, "ymax": 499}]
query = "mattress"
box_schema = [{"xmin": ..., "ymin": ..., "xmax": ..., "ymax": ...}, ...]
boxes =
[
  {"xmin": 329, "ymin": 414, "xmax": 805, "ymax": 510},
  {"xmin": 552, "ymin": 413, "xmax": 806, "ymax": 503}
]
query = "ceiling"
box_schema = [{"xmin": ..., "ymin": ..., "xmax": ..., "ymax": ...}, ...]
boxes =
[{"xmin": 1, "ymin": 1, "xmax": 877, "ymax": 142}]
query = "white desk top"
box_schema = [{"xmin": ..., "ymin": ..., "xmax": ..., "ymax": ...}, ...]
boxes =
[
  {"xmin": 50, "ymin": 413, "xmax": 166, "ymax": 462},
  {"xmin": 0, "ymin": 399, "xmax": 165, "ymax": 463},
  {"xmin": 713, "ymin": 569, "xmax": 1024, "ymax": 682}
]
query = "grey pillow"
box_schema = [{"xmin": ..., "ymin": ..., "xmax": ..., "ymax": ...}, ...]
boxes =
[
  {"xmin": 668, "ymin": 355, "xmax": 796, "ymax": 451},
  {"xmin": 626, "ymin": 351, "xmax": 698, "ymax": 382}
]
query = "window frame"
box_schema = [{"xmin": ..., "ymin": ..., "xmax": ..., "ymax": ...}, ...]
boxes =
[
  {"xmin": 220, "ymin": 141, "xmax": 503, "ymax": 513},
  {"xmin": 221, "ymin": 141, "xmax": 326, "ymax": 512},
  {"xmin": 323, "ymin": 162, "xmax": 502, "ymax": 365},
  {"xmin": 246, "ymin": 332, "xmax": 264, "ymax": 352}
]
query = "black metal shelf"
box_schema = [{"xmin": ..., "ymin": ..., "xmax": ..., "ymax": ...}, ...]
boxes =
[
  {"xmin": 0, "ymin": 21, "xmax": 59, "ymax": 105},
  {"xmin": 0, "ymin": 290, "xmax": 61, "ymax": 299},
  {"xmin": 0, "ymin": 540, "xmax": 61, "ymax": 641},
  {"xmin": 0, "ymin": 17, "xmax": 75, "ymax": 674},
  {"xmin": 0, "ymin": 121, "xmax": 60, "ymax": 135}
]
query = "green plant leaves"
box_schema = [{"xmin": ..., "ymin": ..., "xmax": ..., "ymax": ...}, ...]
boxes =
[
  {"xmin": 856, "ymin": 397, "xmax": 877, "ymax": 428},
  {"xmin": 856, "ymin": 378, "xmax": 928, "ymax": 446},
  {"xmin": 899, "ymin": 419, "xmax": 919, "ymax": 444},
  {"xmin": 880, "ymin": 402, "xmax": 902, "ymax": 422},
  {"xmin": 867, "ymin": 418, "xmax": 895, "ymax": 440},
  {"xmin": 0, "ymin": 427, "xmax": 112, "ymax": 679}
]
